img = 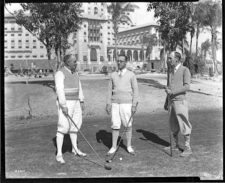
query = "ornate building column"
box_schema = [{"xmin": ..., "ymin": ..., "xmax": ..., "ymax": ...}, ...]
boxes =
[
  {"xmin": 137, "ymin": 50, "xmax": 140, "ymax": 62},
  {"xmin": 131, "ymin": 50, "xmax": 134, "ymax": 62}
]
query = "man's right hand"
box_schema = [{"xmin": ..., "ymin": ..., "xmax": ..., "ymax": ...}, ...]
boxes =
[
  {"xmin": 61, "ymin": 106, "xmax": 68, "ymax": 115},
  {"xmin": 106, "ymin": 104, "xmax": 111, "ymax": 115}
]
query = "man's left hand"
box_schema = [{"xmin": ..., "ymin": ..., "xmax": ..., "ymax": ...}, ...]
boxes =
[
  {"xmin": 131, "ymin": 106, "xmax": 137, "ymax": 114},
  {"xmin": 165, "ymin": 87, "xmax": 173, "ymax": 96},
  {"xmin": 80, "ymin": 102, "xmax": 85, "ymax": 112}
]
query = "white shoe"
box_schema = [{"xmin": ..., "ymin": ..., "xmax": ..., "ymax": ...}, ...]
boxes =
[
  {"xmin": 107, "ymin": 147, "xmax": 116, "ymax": 155},
  {"xmin": 127, "ymin": 146, "xmax": 136, "ymax": 155},
  {"xmin": 56, "ymin": 155, "xmax": 65, "ymax": 164},
  {"xmin": 72, "ymin": 148, "xmax": 87, "ymax": 157}
]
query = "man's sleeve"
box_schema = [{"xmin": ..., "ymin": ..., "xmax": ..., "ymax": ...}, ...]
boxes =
[
  {"xmin": 172, "ymin": 68, "xmax": 191, "ymax": 95},
  {"xmin": 79, "ymin": 80, "xmax": 84, "ymax": 102},
  {"xmin": 106, "ymin": 75, "xmax": 113, "ymax": 105},
  {"xmin": 131, "ymin": 74, "xmax": 139, "ymax": 106},
  {"xmin": 55, "ymin": 71, "xmax": 67, "ymax": 107}
]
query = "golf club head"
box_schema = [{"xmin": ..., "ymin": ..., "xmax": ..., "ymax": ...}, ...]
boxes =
[{"xmin": 104, "ymin": 164, "xmax": 112, "ymax": 170}]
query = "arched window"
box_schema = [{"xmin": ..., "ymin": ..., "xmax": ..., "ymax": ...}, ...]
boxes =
[
  {"xmin": 133, "ymin": 50, "xmax": 138, "ymax": 61},
  {"xmin": 90, "ymin": 48, "xmax": 97, "ymax": 61},
  {"xmin": 94, "ymin": 7, "xmax": 98, "ymax": 15},
  {"xmin": 127, "ymin": 50, "xmax": 132, "ymax": 61}
]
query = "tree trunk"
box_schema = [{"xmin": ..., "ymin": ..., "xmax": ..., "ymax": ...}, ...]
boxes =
[
  {"xmin": 196, "ymin": 25, "xmax": 199, "ymax": 57},
  {"xmin": 190, "ymin": 35, "xmax": 193, "ymax": 55},
  {"xmin": 211, "ymin": 28, "xmax": 218, "ymax": 75}
]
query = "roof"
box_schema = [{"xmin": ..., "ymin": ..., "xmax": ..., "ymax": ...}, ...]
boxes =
[{"xmin": 119, "ymin": 22, "xmax": 159, "ymax": 33}]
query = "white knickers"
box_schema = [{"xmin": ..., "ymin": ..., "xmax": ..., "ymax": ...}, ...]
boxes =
[
  {"xmin": 111, "ymin": 103, "xmax": 133, "ymax": 130},
  {"xmin": 56, "ymin": 100, "xmax": 82, "ymax": 134}
]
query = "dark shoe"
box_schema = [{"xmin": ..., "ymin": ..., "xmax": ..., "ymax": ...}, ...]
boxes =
[{"xmin": 180, "ymin": 147, "xmax": 192, "ymax": 157}]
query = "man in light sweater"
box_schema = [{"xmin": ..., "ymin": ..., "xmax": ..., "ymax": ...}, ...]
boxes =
[
  {"xmin": 54, "ymin": 54, "xmax": 86, "ymax": 164},
  {"xmin": 106, "ymin": 54, "xmax": 139, "ymax": 155},
  {"xmin": 164, "ymin": 51, "xmax": 192, "ymax": 157}
]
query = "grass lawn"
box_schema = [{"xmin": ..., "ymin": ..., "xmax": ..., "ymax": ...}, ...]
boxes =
[{"xmin": 4, "ymin": 76, "xmax": 223, "ymax": 180}]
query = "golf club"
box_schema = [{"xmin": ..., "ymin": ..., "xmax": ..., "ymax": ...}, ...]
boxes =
[
  {"xmin": 106, "ymin": 102, "xmax": 138, "ymax": 163},
  {"xmin": 66, "ymin": 114, "xmax": 112, "ymax": 170}
]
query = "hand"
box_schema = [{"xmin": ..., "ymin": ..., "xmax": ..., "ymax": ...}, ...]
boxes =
[
  {"xmin": 80, "ymin": 102, "xmax": 85, "ymax": 112},
  {"xmin": 131, "ymin": 105, "xmax": 137, "ymax": 114},
  {"xmin": 164, "ymin": 103, "xmax": 168, "ymax": 111},
  {"xmin": 106, "ymin": 104, "xmax": 111, "ymax": 115},
  {"xmin": 165, "ymin": 87, "xmax": 173, "ymax": 96},
  {"xmin": 61, "ymin": 106, "xmax": 68, "ymax": 115}
]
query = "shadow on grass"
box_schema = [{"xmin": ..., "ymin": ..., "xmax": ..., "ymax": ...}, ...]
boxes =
[
  {"xmin": 136, "ymin": 129, "xmax": 171, "ymax": 156},
  {"xmin": 138, "ymin": 78, "xmax": 165, "ymax": 89},
  {"xmin": 96, "ymin": 130, "xmax": 127, "ymax": 151},
  {"xmin": 6, "ymin": 79, "xmax": 56, "ymax": 92},
  {"xmin": 138, "ymin": 78, "xmax": 213, "ymax": 96},
  {"xmin": 52, "ymin": 134, "xmax": 73, "ymax": 155}
]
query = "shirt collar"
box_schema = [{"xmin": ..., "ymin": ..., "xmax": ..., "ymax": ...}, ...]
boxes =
[
  {"xmin": 118, "ymin": 68, "xmax": 127, "ymax": 76},
  {"xmin": 174, "ymin": 63, "xmax": 181, "ymax": 73}
]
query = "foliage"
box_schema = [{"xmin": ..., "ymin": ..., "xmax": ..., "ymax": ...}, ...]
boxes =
[
  {"xmin": 201, "ymin": 39, "xmax": 211, "ymax": 60},
  {"xmin": 198, "ymin": 0, "xmax": 222, "ymax": 74},
  {"xmin": 147, "ymin": 2, "xmax": 193, "ymax": 52},
  {"xmin": 107, "ymin": 3, "xmax": 139, "ymax": 60},
  {"xmin": 14, "ymin": 3, "xmax": 82, "ymax": 68}
]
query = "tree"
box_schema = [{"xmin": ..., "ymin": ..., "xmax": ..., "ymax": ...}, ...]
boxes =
[
  {"xmin": 145, "ymin": 33, "xmax": 158, "ymax": 60},
  {"xmin": 201, "ymin": 39, "xmax": 211, "ymax": 63},
  {"xmin": 192, "ymin": 2, "xmax": 208, "ymax": 58},
  {"xmin": 12, "ymin": 3, "xmax": 82, "ymax": 71},
  {"xmin": 201, "ymin": 0, "xmax": 222, "ymax": 75},
  {"xmin": 148, "ymin": 2, "xmax": 193, "ymax": 73},
  {"xmin": 107, "ymin": 3, "xmax": 139, "ymax": 61}
]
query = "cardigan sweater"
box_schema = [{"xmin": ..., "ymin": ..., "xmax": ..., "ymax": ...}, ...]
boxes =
[
  {"xmin": 168, "ymin": 65, "xmax": 191, "ymax": 101},
  {"xmin": 55, "ymin": 66, "xmax": 84, "ymax": 108},
  {"xmin": 107, "ymin": 69, "xmax": 139, "ymax": 106}
]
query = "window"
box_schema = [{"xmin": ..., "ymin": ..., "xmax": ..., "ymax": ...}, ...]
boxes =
[
  {"xmin": 26, "ymin": 34, "xmax": 29, "ymax": 36},
  {"xmin": 84, "ymin": 39, "xmax": 86, "ymax": 42},
  {"xmin": 18, "ymin": 27, "xmax": 22, "ymax": 31},
  {"xmin": 11, "ymin": 34, "xmax": 14, "ymax": 36},
  {"xmin": 18, "ymin": 55, "xmax": 23, "ymax": 58},
  {"xmin": 19, "ymin": 46, "xmax": 22, "ymax": 48},
  {"xmin": 84, "ymin": 32, "xmax": 86, "ymax": 35},
  {"xmin": 25, "ymin": 55, "xmax": 30, "ymax": 58},
  {"xmin": 18, "ymin": 34, "xmax": 22, "ymax": 36},
  {"xmin": 40, "ymin": 46, "xmax": 44, "ymax": 48},
  {"xmin": 40, "ymin": 55, "xmax": 44, "ymax": 58},
  {"xmin": 26, "ymin": 46, "xmax": 29, "ymax": 48},
  {"xmin": 18, "ymin": 40, "xmax": 22, "ymax": 42},
  {"xmin": 5, "ymin": 27, "xmax": 7, "ymax": 30},
  {"xmin": 5, "ymin": 56, "xmax": 8, "ymax": 58},
  {"xmin": 33, "ymin": 46, "xmax": 36, "ymax": 48},
  {"xmin": 11, "ymin": 56, "xmax": 15, "ymax": 58},
  {"xmin": 5, "ymin": 34, "xmax": 7, "ymax": 36},
  {"xmin": 11, "ymin": 28, "xmax": 15, "ymax": 31},
  {"xmin": 26, "ymin": 40, "xmax": 29, "ymax": 42},
  {"xmin": 33, "ymin": 40, "xmax": 36, "ymax": 42},
  {"xmin": 11, "ymin": 40, "xmax": 15, "ymax": 42},
  {"xmin": 11, "ymin": 46, "xmax": 15, "ymax": 49},
  {"xmin": 84, "ymin": 24, "xmax": 86, "ymax": 27},
  {"xmin": 33, "ymin": 55, "xmax": 37, "ymax": 58}
]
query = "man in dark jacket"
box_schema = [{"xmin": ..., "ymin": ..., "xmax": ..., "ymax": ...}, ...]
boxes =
[{"xmin": 164, "ymin": 51, "xmax": 192, "ymax": 157}]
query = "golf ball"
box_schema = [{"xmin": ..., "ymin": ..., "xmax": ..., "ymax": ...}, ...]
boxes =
[{"xmin": 119, "ymin": 157, "xmax": 122, "ymax": 160}]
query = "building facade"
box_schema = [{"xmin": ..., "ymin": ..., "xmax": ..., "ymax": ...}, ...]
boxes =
[{"xmin": 4, "ymin": 3, "xmax": 161, "ymax": 71}]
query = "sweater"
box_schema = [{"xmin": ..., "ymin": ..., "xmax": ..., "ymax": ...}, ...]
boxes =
[
  {"xmin": 168, "ymin": 65, "xmax": 191, "ymax": 101},
  {"xmin": 55, "ymin": 66, "xmax": 84, "ymax": 108},
  {"xmin": 107, "ymin": 69, "xmax": 139, "ymax": 106}
]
